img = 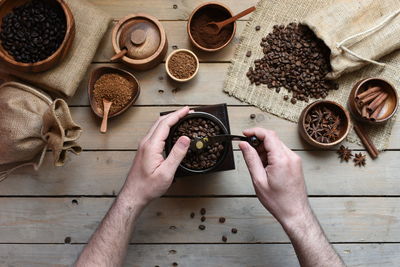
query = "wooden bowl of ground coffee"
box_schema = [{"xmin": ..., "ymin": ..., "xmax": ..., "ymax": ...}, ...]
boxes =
[
  {"xmin": 188, "ymin": 2, "xmax": 236, "ymax": 52},
  {"xmin": 166, "ymin": 49, "xmax": 199, "ymax": 82},
  {"xmin": 0, "ymin": 0, "xmax": 75, "ymax": 72},
  {"xmin": 88, "ymin": 67, "xmax": 140, "ymax": 118},
  {"xmin": 166, "ymin": 112, "xmax": 229, "ymax": 173}
]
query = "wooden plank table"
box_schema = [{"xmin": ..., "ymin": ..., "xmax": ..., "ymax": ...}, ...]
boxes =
[{"xmin": 1, "ymin": 1, "xmax": 399, "ymax": 266}]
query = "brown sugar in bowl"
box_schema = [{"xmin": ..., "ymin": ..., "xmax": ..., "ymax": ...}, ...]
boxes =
[
  {"xmin": 187, "ymin": 2, "xmax": 236, "ymax": 52},
  {"xmin": 0, "ymin": 0, "xmax": 75, "ymax": 72},
  {"xmin": 88, "ymin": 67, "xmax": 140, "ymax": 118},
  {"xmin": 298, "ymin": 100, "xmax": 351, "ymax": 149},
  {"xmin": 348, "ymin": 77, "xmax": 398, "ymax": 125},
  {"xmin": 112, "ymin": 13, "xmax": 168, "ymax": 71}
]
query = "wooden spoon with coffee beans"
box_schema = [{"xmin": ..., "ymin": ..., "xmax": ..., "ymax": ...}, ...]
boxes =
[{"xmin": 190, "ymin": 135, "xmax": 261, "ymax": 151}]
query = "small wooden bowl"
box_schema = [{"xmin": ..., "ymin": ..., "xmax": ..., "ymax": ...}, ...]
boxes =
[
  {"xmin": 0, "ymin": 0, "xmax": 75, "ymax": 72},
  {"xmin": 348, "ymin": 77, "xmax": 398, "ymax": 124},
  {"xmin": 165, "ymin": 49, "xmax": 199, "ymax": 82},
  {"xmin": 187, "ymin": 2, "xmax": 236, "ymax": 52},
  {"xmin": 88, "ymin": 67, "xmax": 140, "ymax": 118},
  {"xmin": 298, "ymin": 100, "xmax": 351, "ymax": 149},
  {"xmin": 112, "ymin": 13, "xmax": 168, "ymax": 71}
]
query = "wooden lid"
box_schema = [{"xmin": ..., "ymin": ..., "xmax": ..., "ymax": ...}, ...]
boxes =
[{"xmin": 116, "ymin": 16, "xmax": 162, "ymax": 60}]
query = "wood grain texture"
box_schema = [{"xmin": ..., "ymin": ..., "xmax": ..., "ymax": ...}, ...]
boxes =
[
  {"xmin": 94, "ymin": 21, "xmax": 245, "ymax": 63},
  {"xmin": 4, "ymin": 151, "xmax": 400, "ymax": 196},
  {"xmin": 1, "ymin": 244, "xmax": 399, "ymax": 267},
  {"xmin": 87, "ymin": 0, "xmax": 258, "ymax": 20},
  {"xmin": 65, "ymin": 106, "xmax": 375, "ymax": 149},
  {"xmin": 0, "ymin": 197, "xmax": 399, "ymax": 243}
]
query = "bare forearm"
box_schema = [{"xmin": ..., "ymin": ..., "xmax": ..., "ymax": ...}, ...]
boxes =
[
  {"xmin": 282, "ymin": 208, "xmax": 345, "ymax": 267},
  {"xmin": 75, "ymin": 188, "xmax": 147, "ymax": 267}
]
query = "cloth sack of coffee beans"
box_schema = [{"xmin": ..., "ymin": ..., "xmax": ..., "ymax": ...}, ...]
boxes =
[
  {"xmin": 303, "ymin": 0, "xmax": 400, "ymax": 79},
  {"xmin": 2, "ymin": 0, "xmax": 111, "ymax": 98},
  {"xmin": 0, "ymin": 82, "xmax": 82, "ymax": 182}
]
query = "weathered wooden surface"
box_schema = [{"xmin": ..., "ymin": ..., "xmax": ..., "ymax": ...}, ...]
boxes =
[
  {"xmin": 3, "ymin": 151, "xmax": 399, "ymax": 196},
  {"xmin": 1, "ymin": 244, "xmax": 399, "ymax": 267},
  {"xmin": 87, "ymin": 0, "xmax": 258, "ymax": 20},
  {"xmin": 0, "ymin": 197, "xmax": 398, "ymax": 243},
  {"xmin": 0, "ymin": 0, "xmax": 399, "ymax": 265}
]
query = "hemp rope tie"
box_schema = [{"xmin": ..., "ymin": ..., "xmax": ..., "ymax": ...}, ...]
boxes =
[{"xmin": 336, "ymin": 8, "xmax": 400, "ymax": 71}]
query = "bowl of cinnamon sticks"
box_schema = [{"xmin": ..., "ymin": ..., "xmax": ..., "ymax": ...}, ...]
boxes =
[{"xmin": 349, "ymin": 78, "xmax": 398, "ymax": 124}]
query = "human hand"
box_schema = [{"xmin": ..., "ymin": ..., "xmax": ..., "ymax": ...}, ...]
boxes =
[
  {"xmin": 120, "ymin": 107, "xmax": 190, "ymax": 206},
  {"xmin": 239, "ymin": 128, "xmax": 311, "ymax": 228}
]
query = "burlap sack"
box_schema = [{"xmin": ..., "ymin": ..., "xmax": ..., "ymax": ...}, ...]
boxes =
[
  {"xmin": 224, "ymin": 0, "xmax": 400, "ymax": 150},
  {"xmin": 0, "ymin": 82, "xmax": 82, "ymax": 181},
  {"xmin": 304, "ymin": 0, "xmax": 400, "ymax": 79},
  {"xmin": 3, "ymin": 0, "xmax": 111, "ymax": 98}
]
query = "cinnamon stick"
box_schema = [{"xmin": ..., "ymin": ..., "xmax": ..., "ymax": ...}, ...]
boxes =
[
  {"xmin": 356, "ymin": 86, "xmax": 381, "ymax": 100},
  {"xmin": 361, "ymin": 105, "xmax": 369, "ymax": 119},
  {"xmin": 370, "ymin": 101, "xmax": 385, "ymax": 121},
  {"xmin": 358, "ymin": 91, "xmax": 381, "ymax": 106},
  {"xmin": 367, "ymin": 92, "xmax": 388, "ymax": 113},
  {"xmin": 353, "ymin": 123, "xmax": 379, "ymax": 159}
]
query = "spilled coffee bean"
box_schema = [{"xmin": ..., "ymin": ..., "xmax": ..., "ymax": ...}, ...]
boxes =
[
  {"xmin": 200, "ymin": 208, "xmax": 206, "ymax": 215},
  {"xmin": 231, "ymin": 228, "xmax": 238, "ymax": 234},
  {"xmin": 201, "ymin": 216, "xmax": 206, "ymax": 222},
  {"xmin": 219, "ymin": 217, "xmax": 226, "ymax": 223},
  {"xmin": 190, "ymin": 212, "xmax": 195, "ymax": 218},
  {"xmin": 246, "ymin": 23, "xmax": 338, "ymax": 103},
  {"xmin": 222, "ymin": 235, "xmax": 227, "ymax": 242},
  {"xmin": 199, "ymin": 225, "xmax": 206, "ymax": 230}
]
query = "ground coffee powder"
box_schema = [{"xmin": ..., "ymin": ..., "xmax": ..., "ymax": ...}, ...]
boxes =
[
  {"xmin": 190, "ymin": 6, "xmax": 233, "ymax": 49},
  {"xmin": 168, "ymin": 51, "xmax": 197, "ymax": 79},
  {"xmin": 93, "ymin": 74, "xmax": 134, "ymax": 115}
]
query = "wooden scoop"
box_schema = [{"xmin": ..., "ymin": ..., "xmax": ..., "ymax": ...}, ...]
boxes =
[
  {"xmin": 111, "ymin": 29, "xmax": 148, "ymax": 61},
  {"xmin": 206, "ymin": 6, "xmax": 256, "ymax": 35},
  {"xmin": 100, "ymin": 99, "xmax": 112, "ymax": 133}
]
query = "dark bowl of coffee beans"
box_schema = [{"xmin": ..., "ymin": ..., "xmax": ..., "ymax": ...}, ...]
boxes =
[
  {"xmin": 298, "ymin": 100, "xmax": 351, "ymax": 149},
  {"xmin": 166, "ymin": 112, "xmax": 229, "ymax": 174},
  {"xmin": 0, "ymin": 0, "xmax": 75, "ymax": 72}
]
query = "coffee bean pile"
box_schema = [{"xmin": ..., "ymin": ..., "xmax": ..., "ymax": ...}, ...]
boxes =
[
  {"xmin": 246, "ymin": 23, "xmax": 338, "ymax": 103},
  {"xmin": 0, "ymin": 0, "xmax": 67, "ymax": 63},
  {"xmin": 172, "ymin": 117, "xmax": 225, "ymax": 170}
]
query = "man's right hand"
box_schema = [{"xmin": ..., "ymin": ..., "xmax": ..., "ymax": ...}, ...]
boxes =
[{"xmin": 238, "ymin": 128, "xmax": 312, "ymax": 228}]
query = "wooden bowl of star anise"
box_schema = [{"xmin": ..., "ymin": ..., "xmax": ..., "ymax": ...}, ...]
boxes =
[{"xmin": 298, "ymin": 100, "xmax": 351, "ymax": 149}]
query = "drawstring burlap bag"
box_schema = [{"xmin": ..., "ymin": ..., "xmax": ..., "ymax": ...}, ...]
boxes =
[
  {"xmin": 304, "ymin": 0, "xmax": 400, "ymax": 79},
  {"xmin": 0, "ymin": 82, "xmax": 82, "ymax": 181}
]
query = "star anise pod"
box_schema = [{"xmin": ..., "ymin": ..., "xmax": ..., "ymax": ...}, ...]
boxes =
[
  {"xmin": 353, "ymin": 152, "xmax": 366, "ymax": 167},
  {"xmin": 337, "ymin": 145, "xmax": 353, "ymax": 162},
  {"xmin": 307, "ymin": 123, "xmax": 323, "ymax": 139},
  {"xmin": 311, "ymin": 108, "xmax": 324, "ymax": 123}
]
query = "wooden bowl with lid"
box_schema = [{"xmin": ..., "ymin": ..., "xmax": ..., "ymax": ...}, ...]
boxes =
[
  {"xmin": 88, "ymin": 66, "xmax": 140, "ymax": 119},
  {"xmin": 348, "ymin": 77, "xmax": 398, "ymax": 125},
  {"xmin": 298, "ymin": 100, "xmax": 351, "ymax": 149},
  {"xmin": 187, "ymin": 2, "xmax": 236, "ymax": 52},
  {"xmin": 111, "ymin": 13, "xmax": 168, "ymax": 71},
  {"xmin": 0, "ymin": 0, "xmax": 75, "ymax": 72}
]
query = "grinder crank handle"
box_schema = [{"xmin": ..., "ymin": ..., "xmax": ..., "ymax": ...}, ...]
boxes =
[{"xmin": 229, "ymin": 135, "xmax": 261, "ymax": 148}]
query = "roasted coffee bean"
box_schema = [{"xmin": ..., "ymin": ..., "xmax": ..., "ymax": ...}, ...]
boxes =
[
  {"xmin": 291, "ymin": 98, "xmax": 297, "ymax": 104},
  {"xmin": 222, "ymin": 235, "xmax": 227, "ymax": 242},
  {"xmin": 172, "ymin": 117, "xmax": 225, "ymax": 170},
  {"xmin": 246, "ymin": 23, "xmax": 337, "ymax": 102},
  {"xmin": 0, "ymin": 0, "xmax": 66, "ymax": 63},
  {"xmin": 172, "ymin": 263, "xmax": 178, "ymax": 266},
  {"xmin": 255, "ymin": 25, "xmax": 261, "ymax": 31},
  {"xmin": 199, "ymin": 225, "xmax": 206, "ymax": 230},
  {"xmin": 231, "ymin": 228, "xmax": 238, "ymax": 234},
  {"xmin": 200, "ymin": 208, "xmax": 206, "ymax": 215},
  {"xmin": 250, "ymin": 114, "xmax": 256, "ymax": 119},
  {"xmin": 246, "ymin": 50, "xmax": 252, "ymax": 57},
  {"xmin": 284, "ymin": 95, "xmax": 289, "ymax": 101},
  {"xmin": 190, "ymin": 212, "xmax": 195, "ymax": 218},
  {"xmin": 219, "ymin": 217, "xmax": 226, "ymax": 223},
  {"xmin": 201, "ymin": 216, "xmax": 206, "ymax": 222}
]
